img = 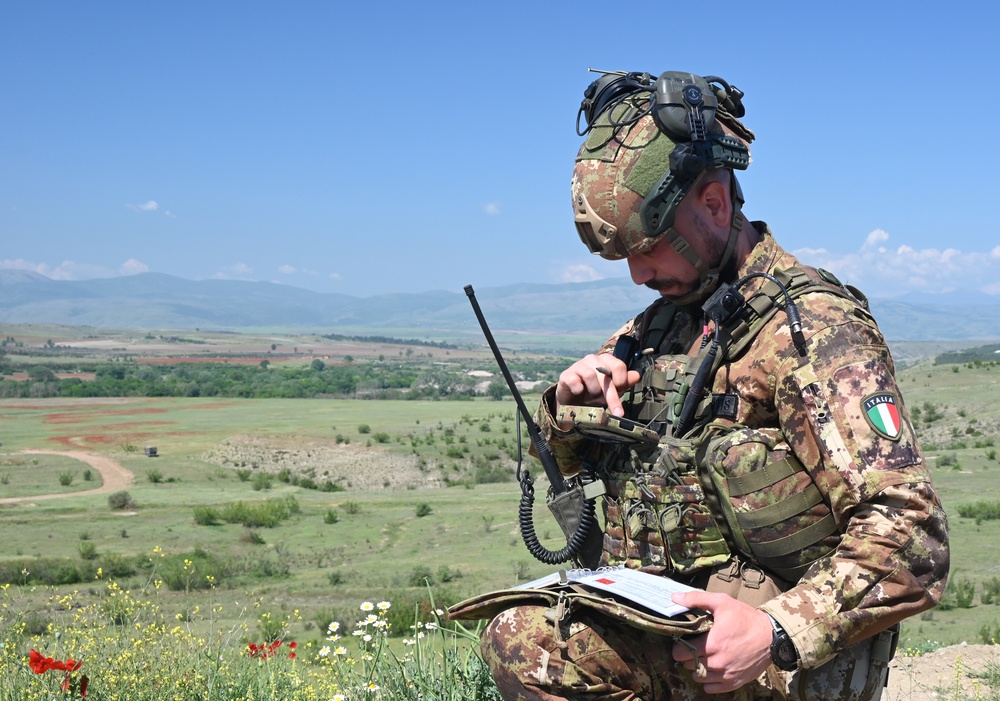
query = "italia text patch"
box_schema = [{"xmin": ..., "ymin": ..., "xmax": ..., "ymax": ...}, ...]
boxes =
[{"xmin": 862, "ymin": 392, "xmax": 902, "ymax": 441}]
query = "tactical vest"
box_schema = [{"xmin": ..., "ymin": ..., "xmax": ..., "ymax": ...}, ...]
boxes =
[{"xmin": 598, "ymin": 267, "xmax": 870, "ymax": 582}]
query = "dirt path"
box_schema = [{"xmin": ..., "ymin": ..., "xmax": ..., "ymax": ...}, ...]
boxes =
[
  {"xmin": 0, "ymin": 450, "xmax": 135, "ymax": 504},
  {"xmin": 885, "ymin": 643, "xmax": 1000, "ymax": 700}
]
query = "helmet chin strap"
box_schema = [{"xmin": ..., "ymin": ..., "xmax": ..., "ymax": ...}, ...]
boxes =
[{"xmin": 656, "ymin": 173, "xmax": 745, "ymax": 307}]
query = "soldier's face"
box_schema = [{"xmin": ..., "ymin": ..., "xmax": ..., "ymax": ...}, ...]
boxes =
[{"xmin": 625, "ymin": 205, "xmax": 726, "ymax": 299}]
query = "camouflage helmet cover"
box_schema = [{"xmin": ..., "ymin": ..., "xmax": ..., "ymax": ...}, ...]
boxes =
[
  {"xmin": 572, "ymin": 111, "xmax": 674, "ymax": 260},
  {"xmin": 572, "ymin": 78, "xmax": 753, "ymax": 261}
]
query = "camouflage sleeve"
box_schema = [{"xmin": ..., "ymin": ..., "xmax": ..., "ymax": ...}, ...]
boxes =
[
  {"xmin": 529, "ymin": 317, "xmax": 641, "ymax": 476},
  {"xmin": 759, "ymin": 315, "xmax": 950, "ymax": 669}
]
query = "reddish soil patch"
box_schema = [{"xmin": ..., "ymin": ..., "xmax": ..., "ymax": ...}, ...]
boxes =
[
  {"xmin": 186, "ymin": 402, "xmax": 235, "ymax": 410},
  {"xmin": 44, "ymin": 407, "xmax": 168, "ymax": 424},
  {"xmin": 49, "ymin": 430, "xmax": 198, "ymax": 450},
  {"xmin": 75, "ymin": 421, "xmax": 174, "ymax": 432}
]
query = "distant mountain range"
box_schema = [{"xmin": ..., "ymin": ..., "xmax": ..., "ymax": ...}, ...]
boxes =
[{"xmin": 1, "ymin": 270, "xmax": 998, "ymax": 345}]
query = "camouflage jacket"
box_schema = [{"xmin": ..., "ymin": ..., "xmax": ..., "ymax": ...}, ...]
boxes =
[{"xmin": 535, "ymin": 223, "xmax": 949, "ymax": 669}]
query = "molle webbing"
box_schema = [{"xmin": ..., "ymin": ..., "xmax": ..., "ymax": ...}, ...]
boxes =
[
  {"xmin": 724, "ymin": 267, "xmax": 869, "ymax": 359},
  {"xmin": 691, "ymin": 413, "xmax": 842, "ymax": 583},
  {"xmin": 726, "ymin": 457, "xmax": 797, "ymax": 496}
]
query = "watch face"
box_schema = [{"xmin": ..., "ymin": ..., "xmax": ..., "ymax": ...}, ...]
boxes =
[{"xmin": 773, "ymin": 637, "xmax": 797, "ymax": 670}]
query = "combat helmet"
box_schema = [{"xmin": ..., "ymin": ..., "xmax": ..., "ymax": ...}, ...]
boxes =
[{"xmin": 572, "ymin": 71, "xmax": 755, "ymax": 303}]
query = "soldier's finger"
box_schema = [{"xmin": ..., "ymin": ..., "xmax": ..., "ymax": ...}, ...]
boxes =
[{"xmin": 602, "ymin": 374, "xmax": 625, "ymax": 416}]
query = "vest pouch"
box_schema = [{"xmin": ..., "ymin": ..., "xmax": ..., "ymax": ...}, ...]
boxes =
[
  {"xmin": 705, "ymin": 556, "xmax": 789, "ymax": 609},
  {"xmin": 698, "ymin": 425, "xmax": 841, "ymax": 582},
  {"xmin": 604, "ymin": 439, "xmax": 731, "ymax": 575}
]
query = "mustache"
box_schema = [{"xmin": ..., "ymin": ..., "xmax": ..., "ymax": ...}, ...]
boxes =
[{"xmin": 644, "ymin": 279, "xmax": 688, "ymax": 292}]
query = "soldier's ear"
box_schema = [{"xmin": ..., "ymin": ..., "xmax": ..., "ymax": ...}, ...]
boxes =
[{"xmin": 698, "ymin": 180, "xmax": 731, "ymax": 227}]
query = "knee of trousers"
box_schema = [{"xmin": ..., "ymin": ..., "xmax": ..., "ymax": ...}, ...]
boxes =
[{"xmin": 481, "ymin": 605, "xmax": 554, "ymax": 661}]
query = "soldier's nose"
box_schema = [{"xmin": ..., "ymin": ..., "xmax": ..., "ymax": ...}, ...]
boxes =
[{"xmin": 627, "ymin": 255, "xmax": 654, "ymax": 286}]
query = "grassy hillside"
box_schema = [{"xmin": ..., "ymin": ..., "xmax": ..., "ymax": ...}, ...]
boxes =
[{"xmin": 1, "ymin": 328, "xmax": 998, "ymax": 659}]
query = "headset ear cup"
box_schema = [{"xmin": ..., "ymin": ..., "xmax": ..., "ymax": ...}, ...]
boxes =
[
  {"xmin": 650, "ymin": 72, "xmax": 718, "ymax": 142},
  {"xmin": 578, "ymin": 72, "xmax": 653, "ymax": 135}
]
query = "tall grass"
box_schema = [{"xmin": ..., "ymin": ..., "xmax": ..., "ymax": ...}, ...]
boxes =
[{"xmin": 0, "ymin": 563, "xmax": 500, "ymax": 701}]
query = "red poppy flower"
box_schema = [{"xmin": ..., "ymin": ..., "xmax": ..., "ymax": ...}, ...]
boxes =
[
  {"xmin": 80, "ymin": 674, "xmax": 89, "ymax": 698},
  {"xmin": 28, "ymin": 649, "xmax": 82, "ymax": 675}
]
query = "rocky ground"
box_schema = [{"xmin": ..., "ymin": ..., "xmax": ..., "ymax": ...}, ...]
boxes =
[
  {"xmin": 201, "ymin": 433, "xmax": 443, "ymax": 490},
  {"xmin": 885, "ymin": 644, "xmax": 999, "ymax": 700}
]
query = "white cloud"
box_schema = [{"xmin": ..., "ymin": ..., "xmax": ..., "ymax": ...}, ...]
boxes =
[
  {"xmin": 862, "ymin": 228, "xmax": 889, "ymax": 249},
  {"xmin": 212, "ymin": 263, "xmax": 255, "ymax": 280},
  {"xmin": 1, "ymin": 258, "xmax": 114, "ymax": 280},
  {"xmin": 127, "ymin": 200, "xmax": 159, "ymax": 213},
  {"xmin": 559, "ymin": 263, "xmax": 604, "ymax": 283},
  {"xmin": 483, "ymin": 202, "xmax": 501, "ymax": 217},
  {"xmin": 793, "ymin": 229, "xmax": 1000, "ymax": 298},
  {"xmin": 1, "ymin": 258, "xmax": 42, "ymax": 272},
  {"xmin": 328, "ymin": 272, "xmax": 343, "ymax": 281},
  {"xmin": 119, "ymin": 259, "xmax": 149, "ymax": 275},
  {"xmin": 277, "ymin": 264, "xmax": 297, "ymax": 274}
]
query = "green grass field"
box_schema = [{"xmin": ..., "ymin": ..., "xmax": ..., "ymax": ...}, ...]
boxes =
[{"xmin": 1, "ymin": 354, "xmax": 999, "ymax": 657}]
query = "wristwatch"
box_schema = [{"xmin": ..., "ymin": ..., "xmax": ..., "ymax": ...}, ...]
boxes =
[{"xmin": 767, "ymin": 614, "xmax": 799, "ymax": 671}]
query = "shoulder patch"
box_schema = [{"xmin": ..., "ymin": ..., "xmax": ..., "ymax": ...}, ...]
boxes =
[{"xmin": 862, "ymin": 392, "xmax": 902, "ymax": 441}]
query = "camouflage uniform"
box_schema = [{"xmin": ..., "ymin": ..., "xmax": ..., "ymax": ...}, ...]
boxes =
[{"xmin": 480, "ymin": 226, "xmax": 949, "ymax": 701}]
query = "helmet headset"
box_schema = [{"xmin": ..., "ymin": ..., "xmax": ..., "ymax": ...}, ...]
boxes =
[{"xmin": 573, "ymin": 70, "xmax": 754, "ymax": 304}]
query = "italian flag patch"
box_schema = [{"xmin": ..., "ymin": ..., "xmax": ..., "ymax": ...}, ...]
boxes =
[{"xmin": 862, "ymin": 392, "xmax": 902, "ymax": 440}]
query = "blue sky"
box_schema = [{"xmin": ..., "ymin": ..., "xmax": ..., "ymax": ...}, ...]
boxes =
[{"xmin": 2, "ymin": 1, "xmax": 999, "ymax": 301}]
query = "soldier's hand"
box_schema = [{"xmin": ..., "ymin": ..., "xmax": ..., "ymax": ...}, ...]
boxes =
[
  {"xmin": 670, "ymin": 591, "xmax": 774, "ymax": 694},
  {"xmin": 555, "ymin": 353, "xmax": 640, "ymax": 417}
]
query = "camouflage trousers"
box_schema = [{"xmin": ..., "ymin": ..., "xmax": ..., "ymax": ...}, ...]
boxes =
[{"xmin": 480, "ymin": 605, "xmax": 892, "ymax": 701}]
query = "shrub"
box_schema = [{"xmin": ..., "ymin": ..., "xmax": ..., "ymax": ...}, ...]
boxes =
[
  {"xmin": 407, "ymin": 565, "xmax": 435, "ymax": 587},
  {"xmin": 193, "ymin": 506, "xmax": 221, "ymax": 526},
  {"xmin": 343, "ymin": 500, "xmax": 361, "ymax": 515},
  {"xmin": 437, "ymin": 564, "xmax": 462, "ymax": 583},
  {"xmin": 957, "ymin": 500, "xmax": 1000, "ymax": 521},
  {"xmin": 239, "ymin": 529, "xmax": 266, "ymax": 545},
  {"xmin": 235, "ymin": 469, "xmax": 252, "ymax": 481},
  {"xmin": 78, "ymin": 542, "xmax": 98, "ymax": 561},
  {"xmin": 107, "ymin": 491, "xmax": 135, "ymax": 510},
  {"xmin": 938, "ymin": 576, "xmax": 976, "ymax": 610},
  {"xmin": 324, "ymin": 509, "xmax": 339, "ymax": 524},
  {"xmin": 58, "ymin": 471, "xmax": 74, "ymax": 486},
  {"xmin": 415, "ymin": 503, "xmax": 433, "ymax": 518},
  {"xmin": 147, "ymin": 469, "xmax": 164, "ymax": 484},
  {"xmin": 357, "ymin": 424, "xmax": 372, "ymax": 434},
  {"xmin": 220, "ymin": 496, "xmax": 300, "ymax": 528},
  {"xmin": 252, "ymin": 472, "xmax": 274, "ymax": 491}
]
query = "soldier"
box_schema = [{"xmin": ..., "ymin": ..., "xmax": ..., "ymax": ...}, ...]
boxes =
[{"xmin": 478, "ymin": 71, "xmax": 949, "ymax": 700}]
